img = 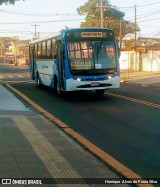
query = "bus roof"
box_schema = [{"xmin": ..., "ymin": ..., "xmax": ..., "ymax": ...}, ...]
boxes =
[
  {"xmin": 29, "ymin": 27, "xmax": 114, "ymax": 45},
  {"xmin": 29, "ymin": 31, "xmax": 61, "ymax": 45}
]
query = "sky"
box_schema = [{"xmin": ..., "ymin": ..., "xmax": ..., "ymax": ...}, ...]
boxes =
[{"xmin": 0, "ymin": 0, "xmax": 160, "ymax": 40}]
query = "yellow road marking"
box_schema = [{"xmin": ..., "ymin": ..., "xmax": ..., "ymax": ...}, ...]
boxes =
[
  {"xmin": 6, "ymin": 84, "xmax": 153, "ymax": 187},
  {"xmin": 6, "ymin": 84, "xmax": 68, "ymax": 128},
  {"xmin": 106, "ymin": 92, "xmax": 160, "ymax": 109}
]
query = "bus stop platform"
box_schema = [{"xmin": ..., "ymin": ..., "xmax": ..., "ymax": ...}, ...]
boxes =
[{"xmin": 0, "ymin": 83, "xmax": 130, "ymax": 187}]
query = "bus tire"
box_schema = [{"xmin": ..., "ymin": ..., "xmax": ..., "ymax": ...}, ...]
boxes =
[
  {"xmin": 54, "ymin": 77, "xmax": 61, "ymax": 95},
  {"xmin": 95, "ymin": 90, "xmax": 105, "ymax": 97},
  {"xmin": 36, "ymin": 73, "xmax": 42, "ymax": 88}
]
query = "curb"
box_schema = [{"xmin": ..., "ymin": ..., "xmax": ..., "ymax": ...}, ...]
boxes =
[{"xmin": 6, "ymin": 83, "xmax": 153, "ymax": 187}]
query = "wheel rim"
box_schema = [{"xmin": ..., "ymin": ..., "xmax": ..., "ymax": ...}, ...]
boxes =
[
  {"xmin": 37, "ymin": 78, "xmax": 40, "ymax": 85},
  {"xmin": 56, "ymin": 81, "xmax": 60, "ymax": 94},
  {"xmin": 37, "ymin": 74, "xmax": 40, "ymax": 86}
]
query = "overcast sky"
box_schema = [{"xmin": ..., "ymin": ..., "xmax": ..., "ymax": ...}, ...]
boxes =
[{"xmin": 0, "ymin": 0, "xmax": 160, "ymax": 40}]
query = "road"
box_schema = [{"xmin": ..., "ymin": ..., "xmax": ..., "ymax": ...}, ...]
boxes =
[
  {"xmin": 1, "ymin": 63, "xmax": 160, "ymax": 182},
  {"xmin": 0, "ymin": 63, "xmax": 30, "ymax": 83}
]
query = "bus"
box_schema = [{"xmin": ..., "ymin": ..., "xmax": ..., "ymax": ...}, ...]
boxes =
[{"xmin": 29, "ymin": 28, "xmax": 120, "ymax": 96}]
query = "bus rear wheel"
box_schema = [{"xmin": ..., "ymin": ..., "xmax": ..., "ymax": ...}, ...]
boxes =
[
  {"xmin": 36, "ymin": 73, "xmax": 42, "ymax": 88},
  {"xmin": 54, "ymin": 78, "xmax": 62, "ymax": 95}
]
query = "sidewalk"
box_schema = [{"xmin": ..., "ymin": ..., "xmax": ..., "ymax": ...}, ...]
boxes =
[
  {"xmin": 0, "ymin": 83, "xmax": 130, "ymax": 187},
  {"xmin": 120, "ymin": 70, "xmax": 160, "ymax": 87}
]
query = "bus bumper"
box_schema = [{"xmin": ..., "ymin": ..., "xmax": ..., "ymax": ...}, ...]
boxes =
[{"xmin": 65, "ymin": 76, "xmax": 120, "ymax": 91}]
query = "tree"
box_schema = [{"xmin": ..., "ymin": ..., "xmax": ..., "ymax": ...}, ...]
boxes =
[
  {"xmin": 77, "ymin": 0, "xmax": 139, "ymax": 41},
  {"xmin": 0, "ymin": 0, "xmax": 24, "ymax": 5}
]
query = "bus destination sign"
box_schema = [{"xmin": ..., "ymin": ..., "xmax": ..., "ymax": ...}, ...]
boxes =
[{"xmin": 81, "ymin": 32, "xmax": 102, "ymax": 38}]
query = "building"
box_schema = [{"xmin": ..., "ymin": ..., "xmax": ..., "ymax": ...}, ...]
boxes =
[
  {"xmin": 120, "ymin": 37, "xmax": 160, "ymax": 72},
  {"xmin": 0, "ymin": 37, "xmax": 30, "ymax": 65}
]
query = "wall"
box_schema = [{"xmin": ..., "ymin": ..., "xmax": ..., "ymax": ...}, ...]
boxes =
[{"xmin": 120, "ymin": 50, "xmax": 160, "ymax": 72}]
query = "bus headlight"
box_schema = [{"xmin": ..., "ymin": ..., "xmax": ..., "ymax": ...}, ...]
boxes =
[
  {"xmin": 77, "ymin": 78, "xmax": 81, "ymax": 81},
  {"xmin": 108, "ymin": 75, "xmax": 112, "ymax": 80}
]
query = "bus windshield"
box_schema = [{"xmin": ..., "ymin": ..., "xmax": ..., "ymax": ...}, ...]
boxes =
[{"xmin": 67, "ymin": 40, "xmax": 116, "ymax": 72}]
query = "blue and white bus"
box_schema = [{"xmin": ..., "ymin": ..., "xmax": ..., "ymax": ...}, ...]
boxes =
[{"xmin": 29, "ymin": 28, "xmax": 120, "ymax": 96}]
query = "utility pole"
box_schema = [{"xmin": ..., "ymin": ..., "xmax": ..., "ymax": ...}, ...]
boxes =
[
  {"xmin": 31, "ymin": 24, "xmax": 40, "ymax": 40},
  {"xmin": 119, "ymin": 18, "xmax": 122, "ymax": 50},
  {"xmin": 134, "ymin": 5, "xmax": 138, "ymax": 70},
  {"xmin": 100, "ymin": 0, "xmax": 113, "ymax": 28},
  {"xmin": 100, "ymin": 0, "xmax": 104, "ymax": 28},
  {"xmin": 134, "ymin": 5, "xmax": 137, "ymax": 47}
]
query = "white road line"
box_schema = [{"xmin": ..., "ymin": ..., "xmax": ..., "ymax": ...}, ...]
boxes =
[
  {"xmin": 7, "ymin": 75, "xmax": 14, "ymax": 78},
  {"xmin": 0, "ymin": 74, "xmax": 30, "ymax": 79},
  {"xmin": 17, "ymin": 75, "xmax": 24, "ymax": 78}
]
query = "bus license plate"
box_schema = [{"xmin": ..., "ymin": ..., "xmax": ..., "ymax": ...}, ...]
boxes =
[{"xmin": 91, "ymin": 82, "xmax": 100, "ymax": 87}]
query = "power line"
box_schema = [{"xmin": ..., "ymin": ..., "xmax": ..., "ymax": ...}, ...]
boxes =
[
  {"xmin": 0, "ymin": 30, "xmax": 30, "ymax": 33},
  {"xmin": 114, "ymin": 5, "xmax": 134, "ymax": 9},
  {"xmin": 119, "ymin": 1, "xmax": 160, "ymax": 20},
  {"xmin": 137, "ymin": 9, "xmax": 160, "ymax": 19},
  {"xmin": 137, "ymin": 1, "xmax": 160, "ymax": 7},
  {"xmin": 138, "ymin": 17, "xmax": 160, "ymax": 23},
  {"xmin": 118, "ymin": 1, "xmax": 160, "ymax": 8},
  {"xmin": 128, "ymin": 10, "xmax": 160, "ymax": 22},
  {"xmin": 0, "ymin": 18, "xmax": 84, "ymax": 25},
  {"xmin": 140, "ymin": 24, "xmax": 160, "ymax": 28},
  {"xmin": 0, "ymin": 9, "xmax": 82, "ymax": 17},
  {"xmin": 0, "ymin": 30, "xmax": 51, "ymax": 35}
]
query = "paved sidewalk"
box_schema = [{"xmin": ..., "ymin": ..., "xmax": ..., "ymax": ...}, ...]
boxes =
[
  {"xmin": 0, "ymin": 84, "xmax": 130, "ymax": 187},
  {"xmin": 120, "ymin": 70, "xmax": 160, "ymax": 86}
]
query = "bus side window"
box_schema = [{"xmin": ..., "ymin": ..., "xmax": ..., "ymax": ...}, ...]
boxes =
[
  {"xmin": 34, "ymin": 44, "xmax": 38, "ymax": 59},
  {"xmin": 52, "ymin": 39, "xmax": 57, "ymax": 59},
  {"xmin": 68, "ymin": 43, "xmax": 75, "ymax": 58},
  {"xmin": 38, "ymin": 43, "xmax": 42, "ymax": 59},
  {"xmin": 47, "ymin": 40, "xmax": 52, "ymax": 59},
  {"xmin": 42, "ymin": 41, "xmax": 46, "ymax": 59}
]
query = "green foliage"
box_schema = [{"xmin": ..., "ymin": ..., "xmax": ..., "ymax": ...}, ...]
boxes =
[
  {"xmin": 0, "ymin": 0, "xmax": 24, "ymax": 5},
  {"xmin": 77, "ymin": 0, "xmax": 140, "ymax": 40},
  {"xmin": 0, "ymin": 38, "xmax": 10, "ymax": 49},
  {"xmin": 123, "ymin": 39, "xmax": 135, "ymax": 50}
]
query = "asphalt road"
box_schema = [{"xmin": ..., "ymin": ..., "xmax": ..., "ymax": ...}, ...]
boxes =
[
  {"xmin": 9, "ymin": 81, "xmax": 160, "ymax": 179},
  {"xmin": 1, "ymin": 64, "xmax": 160, "ymax": 182}
]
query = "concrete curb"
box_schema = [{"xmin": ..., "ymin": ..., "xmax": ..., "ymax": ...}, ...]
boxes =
[{"xmin": 6, "ymin": 83, "xmax": 153, "ymax": 187}]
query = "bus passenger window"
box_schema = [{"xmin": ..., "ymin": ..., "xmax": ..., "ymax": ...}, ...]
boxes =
[
  {"xmin": 34, "ymin": 44, "xmax": 38, "ymax": 58},
  {"xmin": 42, "ymin": 41, "xmax": 46, "ymax": 59},
  {"xmin": 47, "ymin": 40, "xmax": 52, "ymax": 59},
  {"xmin": 38, "ymin": 43, "xmax": 42, "ymax": 59},
  {"xmin": 52, "ymin": 39, "xmax": 57, "ymax": 59}
]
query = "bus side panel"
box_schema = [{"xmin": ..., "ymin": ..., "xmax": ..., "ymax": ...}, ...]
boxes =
[
  {"xmin": 29, "ymin": 46, "xmax": 36, "ymax": 80},
  {"xmin": 35, "ymin": 59, "xmax": 57, "ymax": 87}
]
